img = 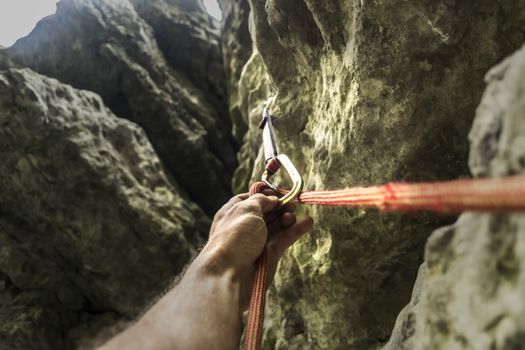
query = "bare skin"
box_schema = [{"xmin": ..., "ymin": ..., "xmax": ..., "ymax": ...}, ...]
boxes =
[{"xmin": 98, "ymin": 192, "xmax": 314, "ymax": 350}]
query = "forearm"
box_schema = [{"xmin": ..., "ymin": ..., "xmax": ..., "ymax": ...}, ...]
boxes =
[
  {"xmin": 97, "ymin": 192, "xmax": 310, "ymax": 350},
  {"xmin": 98, "ymin": 250, "xmax": 243, "ymax": 350}
]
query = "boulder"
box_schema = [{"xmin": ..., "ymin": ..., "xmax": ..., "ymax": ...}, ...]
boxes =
[
  {"xmin": 0, "ymin": 68, "xmax": 208, "ymax": 349},
  {"xmin": 2, "ymin": 0, "xmax": 236, "ymax": 214}
]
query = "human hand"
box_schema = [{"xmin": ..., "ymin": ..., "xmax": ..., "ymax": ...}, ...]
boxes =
[
  {"xmin": 200, "ymin": 191, "xmax": 314, "ymax": 308},
  {"xmin": 98, "ymin": 191, "xmax": 312, "ymax": 350}
]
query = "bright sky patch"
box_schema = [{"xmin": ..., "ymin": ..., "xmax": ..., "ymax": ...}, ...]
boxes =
[
  {"xmin": 0, "ymin": 0, "xmax": 58, "ymax": 47},
  {"xmin": 203, "ymin": 0, "xmax": 222, "ymax": 21}
]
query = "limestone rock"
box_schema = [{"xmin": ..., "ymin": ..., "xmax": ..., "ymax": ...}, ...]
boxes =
[
  {"xmin": 218, "ymin": 0, "xmax": 253, "ymax": 142},
  {"xmin": 1, "ymin": 0, "xmax": 524, "ymax": 349},
  {"xmin": 384, "ymin": 45, "xmax": 525, "ymax": 350},
  {"xmin": 232, "ymin": 51, "xmax": 272, "ymax": 193},
  {"xmin": 129, "ymin": 0, "xmax": 231, "ymax": 128},
  {"xmin": 227, "ymin": 1, "xmax": 525, "ymax": 348},
  {"xmin": 2, "ymin": 0, "xmax": 235, "ymax": 214},
  {"xmin": 217, "ymin": 0, "xmax": 266, "ymax": 193},
  {"xmin": 0, "ymin": 68, "xmax": 209, "ymax": 349}
]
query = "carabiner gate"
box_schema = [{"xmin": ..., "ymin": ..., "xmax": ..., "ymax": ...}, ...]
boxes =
[{"xmin": 259, "ymin": 97, "xmax": 303, "ymax": 206}]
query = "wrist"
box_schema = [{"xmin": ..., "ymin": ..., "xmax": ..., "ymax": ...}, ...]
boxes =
[{"xmin": 191, "ymin": 245, "xmax": 239, "ymax": 282}]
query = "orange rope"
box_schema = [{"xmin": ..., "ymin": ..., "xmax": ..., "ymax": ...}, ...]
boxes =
[
  {"xmin": 243, "ymin": 249, "xmax": 268, "ymax": 350},
  {"xmin": 278, "ymin": 176, "xmax": 525, "ymax": 213},
  {"xmin": 244, "ymin": 182, "xmax": 272, "ymax": 350},
  {"xmin": 243, "ymin": 175, "xmax": 525, "ymax": 350}
]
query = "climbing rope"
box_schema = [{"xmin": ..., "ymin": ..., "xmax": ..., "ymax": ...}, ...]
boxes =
[
  {"xmin": 277, "ymin": 175, "xmax": 525, "ymax": 213},
  {"xmin": 244, "ymin": 182, "xmax": 272, "ymax": 350},
  {"xmin": 243, "ymin": 175, "xmax": 525, "ymax": 350}
]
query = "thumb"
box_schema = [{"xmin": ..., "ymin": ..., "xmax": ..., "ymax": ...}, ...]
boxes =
[{"xmin": 249, "ymin": 193, "xmax": 279, "ymax": 214}]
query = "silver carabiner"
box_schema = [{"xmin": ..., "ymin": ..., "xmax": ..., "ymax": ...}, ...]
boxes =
[{"xmin": 259, "ymin": 97, "xmax": 303, "ymax": 206}]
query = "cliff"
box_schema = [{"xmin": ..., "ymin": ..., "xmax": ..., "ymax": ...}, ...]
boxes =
[
  {"xmin": 1, "ymin": 0, "xmax": 525, "ymax": 349},
  {"xmin": 223, "ymin": 1, "xmax": 525, "ymax": 348}
]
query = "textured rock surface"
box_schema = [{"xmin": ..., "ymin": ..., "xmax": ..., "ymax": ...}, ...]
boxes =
[
  {"xmin": 1, "ymin": 0, "xmax": 525, "ymax": 349},
  {"xmin": 130, "ymin": 0, "xmax": 230, "ymax": 127},
  {"xmin": 218, "ymin": 0, "xmax": 253, "ymax": 142},
  {"xmin": 1, "ymin": 0, "xmax": 235, "ymax": 214},
  {"xmin": 225, "ymin": 1, "xmax": 525, "ymax": 348},
  {"xmin": 384, "ymin": 45, "xmax": 525, "ymax": 350},
  {"xmin": 0, "ymin": 68, "xmax": 209, "ymax": 349}
]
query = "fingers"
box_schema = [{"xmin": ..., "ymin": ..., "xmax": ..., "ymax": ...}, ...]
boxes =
[
  {"xmin": 240, "ymin": 193, "xmax": 279, "ymax": 214},
  {"xmin": 215, "ymin": 193, "xmax": 249, "ymax": 217},
  {"xmin": 264, "ymin": 201, "xmax": 296, "ymax": 223},
  {"xmin": 279, "ymin": 212, "xmax": 296, "ymax": 227},
  {"xmin": 225, "ymin": 193, "xmax": 249, "ymax": 208},
  {"xmin": 267, "ymin": 212, "xmax": 296, "ymax": 233},
  {"xmin": 270, "ymin": 216, "xmax": 314, "ymax": 258},
  {"xmin": 261, "ymin": 188, "xmax": 277, "ymax": 196}
]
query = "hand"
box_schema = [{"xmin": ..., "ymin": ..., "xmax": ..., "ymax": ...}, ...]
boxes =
[
  {"xmin": 200, "ymin": 191, "xmax": 314, "ymax": 309},
  {"xmin": 98, "ymin": 192, "xmax": 313, "ymax": 350}
]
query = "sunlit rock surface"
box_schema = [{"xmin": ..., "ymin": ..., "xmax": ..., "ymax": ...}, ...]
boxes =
[
  {"xmin": 223, "ymin": 0, "xmax": 525, "ymax": 348},
  {"xmin": 0, "ymin": 68, "xmax": 209, "ymax": 349},
  {"xmin": 384, "ymin": 45, "xmax": 525, "ymax": 350}
]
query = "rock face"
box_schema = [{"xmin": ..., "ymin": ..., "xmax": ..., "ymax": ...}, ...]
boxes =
[
  {"xmin": 224, "ymin": 1, "xmax": 525, "ymax": 348},
  {"xmin": 0, "ymin": 1, "xmax": 238, "ymax": 348},
  {"xmin": 1, "ymin": 0, "xmax": 236, "ymax": 214},
  {"xmin": 1, "ymin": 0, "xmax": 525, "ymax": 349},
  {"xmin": 0, "ymin": 68, "xmax": 209, "ymax": 349},
  {"xmin": 218, "ymin": 0, "xmax": 253, "ymax": 142},
  {"xmin": 130, "ymin": 0, "xmax": 230, "ymax": 128},
  {"xmin": 384, "ymin": 45, "xmax": 525, "ymax": 350}
]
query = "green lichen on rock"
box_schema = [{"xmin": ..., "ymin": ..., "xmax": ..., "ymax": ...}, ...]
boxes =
[{"xmin": 232, "ymin": 51, "xmax": 272, "ymax": 193}]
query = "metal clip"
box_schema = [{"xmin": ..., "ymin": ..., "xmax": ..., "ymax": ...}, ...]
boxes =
[{"xmin": 259, "ymin": 97, "xmax": 303, "ymax": 206}]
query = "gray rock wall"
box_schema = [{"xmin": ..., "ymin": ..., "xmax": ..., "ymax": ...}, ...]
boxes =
[
  {"xmin": 224, "ymin": 0, "xmax": 525, "ymax": 348},
  {"xmin": 0, "ymin": 0, "xmax": 231, "ymax": 348},
  {"xmin": 218, "ymin": 0, "xmax": 253, "ymax": 142},
  {"xmin": 1, "ymin": 0, "xmax": 525, "ymax": 349},
  {"xmin": 1, "ymin": 0, "xmax": 235, "ymax": 214},
  {"xmin": 0, "ymin": 68, "xmax": 208, "ymax": 349}
]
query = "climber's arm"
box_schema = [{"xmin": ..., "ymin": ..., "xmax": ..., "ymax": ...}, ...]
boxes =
[
  {"xmin": 98, "ymin": 249, "xmax": 243, "ymax": 350},
  {"xmin": 98, "ymin": 193, "xmax": 313, "ymax": 350}
]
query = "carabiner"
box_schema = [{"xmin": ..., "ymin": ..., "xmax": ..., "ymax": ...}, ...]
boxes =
[{"xmin": 259, "ymin": 97, "xmax": 303, "ymax": 206}]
